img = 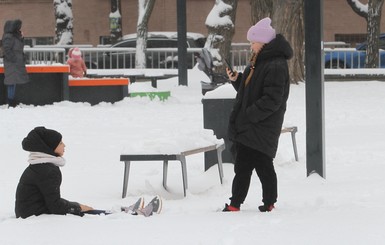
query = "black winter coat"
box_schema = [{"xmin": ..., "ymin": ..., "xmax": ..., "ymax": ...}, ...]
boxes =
[
  {"xmin": 15, "ymin": 130, "xmax": 81, "ymax": 219},
  {"xmin": 228, "ymin": 34, "xmax": 293, "ymax": 158},
  {"xmin": 2, "ymin": 19, "xmax": 29, "ymax": 85}
]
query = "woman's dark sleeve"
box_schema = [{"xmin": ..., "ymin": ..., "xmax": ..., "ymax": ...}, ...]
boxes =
[{"xmin": 231, "ymin": 72, "xmax": 243, "ymax": 91}]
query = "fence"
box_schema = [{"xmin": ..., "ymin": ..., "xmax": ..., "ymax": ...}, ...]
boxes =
[
  {"xmin": 8, "ymin": 45, "xmax": 382, "ymax": 71},
  {"xmin": 0, "ymin": 44, "xmax": 251, "ymax": 70}
]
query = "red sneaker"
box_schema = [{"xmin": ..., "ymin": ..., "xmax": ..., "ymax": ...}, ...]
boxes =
[{"xmin": 222, "ymin": 203, "xmax": 240, "ymax": 212}]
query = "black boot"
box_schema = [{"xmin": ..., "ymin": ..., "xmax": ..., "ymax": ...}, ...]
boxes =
[{"xmin": 7, "ymin": 99, "xmax": 18, "ymax": 108}]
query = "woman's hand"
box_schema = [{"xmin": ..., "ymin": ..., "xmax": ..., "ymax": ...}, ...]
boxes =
[
  {"xmin": 80, "ymin": 204, "xmax": 93, "ymax": 212},
  {"xmin": 226, "ymin": 67, "xmax": 238, "ymax": 81}
]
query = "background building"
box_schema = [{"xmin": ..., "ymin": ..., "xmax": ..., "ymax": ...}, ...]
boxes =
[{"xmin": 0, "ymin": 0, "xmax": 380, "ymax": 47}]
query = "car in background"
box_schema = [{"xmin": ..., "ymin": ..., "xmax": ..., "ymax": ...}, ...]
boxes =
[
  {"xmin": 324, "ymin": 33, "xmax": 385, "ymax": 68},
  {"xmin": 88, "ymin": 32, "xmax": 206, "ymax": 69}
]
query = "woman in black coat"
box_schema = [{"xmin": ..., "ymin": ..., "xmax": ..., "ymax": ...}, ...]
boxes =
[
  {"xmin": 2, "ymin": 19, "xmax": 29, "ymax": 107},
  {"xmin": 15, "ymin": 127, "xmax": 93, "ymax": 219},
  {"xmin": 223, "ymin": 17, "xmax": 293, "ymax": 212}
]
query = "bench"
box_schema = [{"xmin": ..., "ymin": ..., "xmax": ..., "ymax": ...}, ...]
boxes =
[
  {"xmin": 86, "ymin": 69, "xmax": 178, "ymax": 88},
  {"xmin": 281, "ymin": 126, "xmax": 299, "ymax": 161},
  {"xmin": 68, "ymin": 78, "xmax": 129, "ymax": 105},
  {"xmin": 119, "ymin": 143, "xmax": 225, "ymax": 198},
  {"xmin": 0, "ymin": 65, "xmax": 70, "ymax": 106}
]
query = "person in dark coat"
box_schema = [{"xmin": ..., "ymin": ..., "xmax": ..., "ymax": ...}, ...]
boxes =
[
  {"xmin": 2, "ymin": 19, "xmax": 29, "ymax": 107},
  {"xmin": 15, "ymin": 126, "xmax": 93, "ymax": 219},
  {"xmin": 223, "ymin": 17, "xmax": 293, "ymax": 212}
]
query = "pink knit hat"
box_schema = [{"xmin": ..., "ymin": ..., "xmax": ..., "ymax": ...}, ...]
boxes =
[
  {"xmin": 247, "ymin": 17, "xmax": 276, "ymax": 44},
  {"xmin": 71, "ymin": 47, "xmax": 82, "ymax": 59}
]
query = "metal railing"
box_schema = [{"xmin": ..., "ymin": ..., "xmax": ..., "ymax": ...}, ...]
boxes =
[
  {"xmin": 323, "ymin": 48, "xmax": 385, "ymax": 69},
  {"xmin": 2, "ymin": 45, "xmax": 383, "ymax": 71},
  {"xmin": 0, "ymin": 44, "xmax": 252, "ymax": 69},
  {"xmin": 24, "ymin": 47, "xmax": 66, "ymax": 65}
]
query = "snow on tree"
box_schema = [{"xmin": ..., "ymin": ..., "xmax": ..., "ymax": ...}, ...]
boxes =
[
  {"xmin": 110, "ymin": 0, "xmax": 122, "ymax": 44},
  {"xmin": 204, "ymin": 0, "xmax": 237, "ymax": 73},
  {"xmin": 347, "ymin": 0, "xmax": 385, "ymax": 68},
  {"xmin": 136, "ymin": 0, "xmax": 155, "ymax": 69},
  {"xmin": 53, "ymin": 0, "xmax": 73, "ymax": 45}
]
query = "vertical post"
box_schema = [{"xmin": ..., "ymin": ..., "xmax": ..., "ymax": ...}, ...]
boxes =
[
  {"xmin": 177, "ymin": 0, "xmax": 188, "ymax": 86},
  {"xmin": 304, "ymin": 0, "xmax": 325, "ymax": 177}
]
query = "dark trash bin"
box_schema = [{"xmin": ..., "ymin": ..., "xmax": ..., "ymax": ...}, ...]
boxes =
[{"xmin": 202, "ymin": 86, "xmax": 236, "ymax": 170}]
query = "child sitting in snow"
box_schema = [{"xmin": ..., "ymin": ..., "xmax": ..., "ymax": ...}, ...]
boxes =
[
  {"xmin": 15, "ymin": 126, "xmax": 93, "ymax": 218},
  {"xmin": 67, "ymin": 47, "xmax": 87, "ymax": 78},
  {"xmin": 15, "ymin": 126, "xmax": 162, "ymax": 218}
]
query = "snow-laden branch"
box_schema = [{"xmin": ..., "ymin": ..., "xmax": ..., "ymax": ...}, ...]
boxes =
[
  {"xmin": 346, "ymin": 0, "xmax": 368, "ymax": 18},
  {"xmin": 205, "ymin": 0, "xmax": 234, "ymax": 28}
]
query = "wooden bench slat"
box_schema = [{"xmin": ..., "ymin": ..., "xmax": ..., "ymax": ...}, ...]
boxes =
[{"xmin": 181, "ymin": 145, "xmax": 218, "ymax": 156}]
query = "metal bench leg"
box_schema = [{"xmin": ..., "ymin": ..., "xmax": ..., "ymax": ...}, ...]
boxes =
[
  {"xmin": 178, "ymin": 155, "xmax": 188, "ymax": 197},
  {"xmin": 122, "ymin": 161, "xmax": 131, "ymax": 198},
  {"xmin": 163, "ymin": 160, "xmax": 168, "ymax": 190},
  {"xmin": 216, "ymin": 144, "xmax": 225, "ymax": 184},
  {"xmin": 151, "ymin": 78, "xmax": 157, "ymax": 88},
  {"xmin": 290, "ymin": 127, "xmax": 299, "ymax": 161}
]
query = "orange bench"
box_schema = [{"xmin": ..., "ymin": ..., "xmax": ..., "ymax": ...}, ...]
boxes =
[
  {"xmin": 0, "ymin": 65, "xmax": 70, "ymax": 106},
  {"xmin": 68, "ymin": 78, "xmax": 129, "ymax": 105}
]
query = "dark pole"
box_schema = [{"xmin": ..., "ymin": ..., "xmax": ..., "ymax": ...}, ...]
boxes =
[
  {"xmin": 304, "ymin": 0, "xmax": 325, "ymax": 177},
  {"xmin": 177, "ymin": 0, "xmax": 188, "ymax": 86}
]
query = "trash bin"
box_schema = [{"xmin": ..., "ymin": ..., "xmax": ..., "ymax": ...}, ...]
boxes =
[{"xmin": 202, "ymin": 84, "xmax": 236, "ymax": 170}]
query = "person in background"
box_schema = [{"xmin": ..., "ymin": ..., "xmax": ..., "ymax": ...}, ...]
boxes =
[
  {"xmin": 67, "ymin": 47, "xmax": 87, "ymax": 78},
  {"xmin": 15, "ymin": 126, "xmax": 93, "ymax": 219},
  {"xmin": 2, "ymin": 19, "xmax": 29, "ymax": 107},
  {"xmin": 223, "ymin": 17, "xmax": 293, "ymax": 212}
]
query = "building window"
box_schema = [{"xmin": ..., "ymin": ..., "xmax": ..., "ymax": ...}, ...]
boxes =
[
  {"xmin": 335, "ymin": 33, "xmax": 367, "ymax": 47},
  {"xmin": 24, "ymin": 37, "xmax": 54, "ymax": 47}
]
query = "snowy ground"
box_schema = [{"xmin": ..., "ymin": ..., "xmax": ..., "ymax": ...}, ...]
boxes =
[{"xmin": 1, "ymin": 67, "xmax": 385, "ymax": 244}]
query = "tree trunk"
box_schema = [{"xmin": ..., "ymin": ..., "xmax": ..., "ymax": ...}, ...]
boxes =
[
  {"xmin": 136, "ymin": 0, "xmax": 155, "ymax": 69},
  {"xmin": 250, "ymin": 0, "xmax": 304, "ymax": 83},
  {"xmin": 250, "ymin": 0, "xmax": 274, "ymax": 23},
  {"xmin": 205, "ymin": 0, "xmax": 238, "ymax": 73},
  {"xmin": 251, "ymin": 0, "xmax": 305, "ymax": 83},
  {"xmin": 110, "ymin": 0, "xmax": 122, "ymax": 44},
  {"xmin": 272, "ymin": 0, "xmax": 304, "ymax": 83},
  {"xmin": 53, "ymin": 0, "xmax": 73, "ymax": 45},
  {"xmin": 346, "ymin": 0, "xmax": 385, "ymax": 68},
  {"xmin": 366, "ymin": 0, "xmax": 384, "ymax": 68}
]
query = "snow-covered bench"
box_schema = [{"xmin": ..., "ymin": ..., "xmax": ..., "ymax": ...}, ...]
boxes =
[{"xmin": 119, "ymin": 143, "xmax": 225, "ymax": 198}]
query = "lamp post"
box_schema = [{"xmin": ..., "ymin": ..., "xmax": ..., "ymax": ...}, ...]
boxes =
[
  {"xmin": 176, "ymin": 0, "xmax": 188, "ymax": 86},
  {"xmin": 304, "ymin": 0, "xmax": 326, "ymax": 178}
]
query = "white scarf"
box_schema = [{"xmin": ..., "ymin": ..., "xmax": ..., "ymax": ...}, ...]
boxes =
[{"xmin": 28, "ymin": 152, "xmax": 66, "ymax": 167}]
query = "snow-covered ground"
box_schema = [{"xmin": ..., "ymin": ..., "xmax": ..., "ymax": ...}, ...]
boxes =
[{"xmin": 1, "ymin": 67, "xmax": 385, "ymax": 244}]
